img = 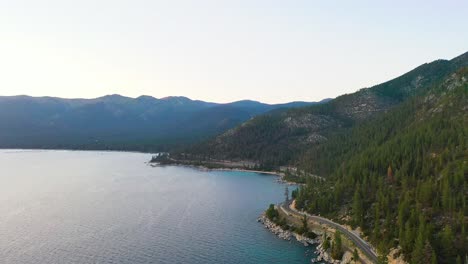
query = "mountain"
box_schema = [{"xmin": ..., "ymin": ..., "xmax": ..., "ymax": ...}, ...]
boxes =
[
  {"xmin": 291, "ymin": 66, "xmax": 467, "ymax": 264},
  {"xmin": 0, "ymin": 94, "xmax": 324, "ymax": 151},
  {"xmin": 182, "ymin": 52, "xmax": 468, "ymax": 168},
  {"xmin": 176, "ymin": 52, "xmax": 468, "ymax": 263}
]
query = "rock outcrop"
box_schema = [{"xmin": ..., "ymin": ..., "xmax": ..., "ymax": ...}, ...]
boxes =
[{"xmin": 257, "ymin": 214, "xmax": 292, "ymax": 241}]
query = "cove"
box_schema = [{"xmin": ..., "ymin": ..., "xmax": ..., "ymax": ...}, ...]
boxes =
[{"xmin": 0, "ymin": 150, "xmax": 318, "ymax": 263}]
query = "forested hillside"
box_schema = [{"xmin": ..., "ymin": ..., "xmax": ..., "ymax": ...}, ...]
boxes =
[
  {"xmin": 294, "ymin": 67, "xmax": 467, "ymax": 263},
  {"xmin": 183, "ymin": 52, "xmax": 468, "ymax": 169},
  {"xmin": 0, "ymin": 95, "xmax": 320, "ymax": 151},
  {"xmin": 178, "ymin": 52, "xmax": 468, "ymax": 263}
]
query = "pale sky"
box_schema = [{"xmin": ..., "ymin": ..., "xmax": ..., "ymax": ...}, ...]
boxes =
[{"xmin": 0, "ymin": 1, "xmax": 467, "ymax": 103}]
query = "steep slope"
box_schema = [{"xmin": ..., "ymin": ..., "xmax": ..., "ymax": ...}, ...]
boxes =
[
  {"xmin": 185, "ymin": 52, "xmax": 468, "ymax": 168},
  {"xmin": 294, "ymin": 67, "xmax": 467, "ymax": 263},
  {"xmin": 0, "ymin": 95, "xmax": 320, "ymax": 151}
]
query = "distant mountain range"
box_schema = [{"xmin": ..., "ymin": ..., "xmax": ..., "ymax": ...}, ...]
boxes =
[
  {"xmin": 0, "ymin": 94, "xmax": 329, "ymax": 151},
  {"xmin": 1, "ymin": 50, "xmax": 466, "ymax": 263}
]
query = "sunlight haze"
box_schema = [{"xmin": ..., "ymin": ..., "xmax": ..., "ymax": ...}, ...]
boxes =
[{"xmin": 0, "ymin": 0, "xmax": 467, "ymax": 103}]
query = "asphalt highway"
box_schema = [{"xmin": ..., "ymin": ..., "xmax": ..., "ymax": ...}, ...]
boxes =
[{"xmin": 280, "ymin": 201, "xmax": 378, "ymax": 263}]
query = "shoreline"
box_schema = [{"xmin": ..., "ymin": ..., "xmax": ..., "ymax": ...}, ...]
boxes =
[
  {"xmin": 258, "ymin": 213, "xmax": 331, "ymax": 263},
  {"xmin": 0, "ymin": 148, "xmax": 156, "ymax": 155},
  {"xmin": 283, "ymin": 201, "xmax": 375, "ymax": 264},
  {"xmin": 150, "ymin": 161, "xmax": 301, "ymax": 185}
]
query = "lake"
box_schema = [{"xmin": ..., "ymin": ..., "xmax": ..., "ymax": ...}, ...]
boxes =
[{"xmin": 0, "ymin": 150, "xmax": 317, "ymax": 263}]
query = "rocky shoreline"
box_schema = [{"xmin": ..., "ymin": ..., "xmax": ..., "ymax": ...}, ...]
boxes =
[
  {"xmin": 258, "ymin": 214, "xmax": 341, "ymax": 263},
  {"xmin": 275, "ymin": 176, "xmax": 302, "ymax": 186}
]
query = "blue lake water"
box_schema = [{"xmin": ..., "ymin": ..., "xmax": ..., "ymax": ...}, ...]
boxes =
[{"xmin": 0, "ymin": 150, "xmax": 317, "ymax": 263}]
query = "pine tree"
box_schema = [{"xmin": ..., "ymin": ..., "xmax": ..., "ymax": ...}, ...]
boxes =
[
  {"xmin": 442, "ymin": 179, "xmax": 451, "ymax": 212},
  {"xmin": 430, "ymin": 249, "xmax": 437, "ymax": 264},
  {"xmin": 331, "ymin": 231, "xmax": 343, "ymax": 259},
  {"xmin": 353, "ymin": 248, "xmax": 359, "ymax": 262},
  {"xmin": 265, "ymin": 204, "xmax": 278, "ymax": 220},
  {"xmin": 300, "ymin": 214, "xmax": 308, "ymax": 234},
  {"xmin": 402, "ymin": 220, "xmax": 414, "ymax": 254},
  {"xmin": 373, "ymin": 202, "xmax": 381, "ymax": 242},
  {"xmin": 412, "ymin": 231, "xmax": 425, "ymax": 263},
  {"xmin": 439, "ymin": 225, "xmax": 456, "ymax": 262},
  {"xmin": 352, "ymin": 186, "xmax": 363, "ymax": 227}
]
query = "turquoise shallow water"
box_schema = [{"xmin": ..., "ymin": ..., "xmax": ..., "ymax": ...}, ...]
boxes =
[{"xmin": 0, "ymin": 150, "xmax": 318, "ymax": 263}]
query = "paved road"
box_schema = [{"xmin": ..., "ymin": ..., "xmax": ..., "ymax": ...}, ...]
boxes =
[{"xmin": 280, "ymin": 201, "xmax": 378, "ymax": 264}]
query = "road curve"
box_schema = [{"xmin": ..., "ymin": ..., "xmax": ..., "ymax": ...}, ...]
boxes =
[{"xmin": 280, "ymin": 201, "xmax": 378, "ymax": 264}]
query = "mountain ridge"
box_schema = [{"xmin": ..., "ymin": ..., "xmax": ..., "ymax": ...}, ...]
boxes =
[
  {"xmin": 180, "ymin": 51, "xmax": 468, "ymax": 167},
  {"xmin": 0, "ymin": 94, "xmax": 326, "ymax": 151},
  {"xmin": 168, "ymin": 52, "xmax": 468, "ymax": 264}
]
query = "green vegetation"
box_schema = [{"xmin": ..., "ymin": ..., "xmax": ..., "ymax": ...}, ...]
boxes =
[
  {"xmin": 180, "ymin": 53, "xmax": 467, "ymax": 170},
  {"xmin": 377, "ymin": 255, "xmax": 389, "ymax": 264},
  {"xmin": 265, "ymin": 204, "xmax": 279, "ymax": 220},
  {"xmin": 265, "ymin": 204, "xmax": 290, "ymax": 230},
  {"xmin": 181, "ymin": 52, "xmax": 468, "ymax": 263},
  {"xmin": 323, "ymin": 234, "xmax": 331, "ymax": 251},
  {"xmin": 331, "ymin": 231, "xmax": 344, "ymax": 260},
  {"xmin": 0, "ymin": 95, "xmax": 319, "ymax": 152},
  {"xmin": 296, "ymin": 215, "xmax": 308, "ymax": 234},
  {"xmin": 353, "ymin": 248, "xmax": 359, "ymax": 262},
  {"xmin": 294, "ymin": 69, "xmax": 468, "ymax": 263},
  {"xmin": 292, "ymin": 214, "xmax": 316, "ymax": 239},
  {"xmin": 150, "ymin": 153, "xmax": 171, "ymax": 163}
]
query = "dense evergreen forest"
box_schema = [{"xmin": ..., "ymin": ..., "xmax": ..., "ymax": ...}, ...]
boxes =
[
  {"xmin": 293, "ymin": 68, "xmax": 468, "ymax": 263},
  {"xmin": 177, "ymin": 53, "xmax": 468, "ymax": 263},
  {"xmin": 182, "ymin": 52, "xmax": 468, "ymax": 171}
]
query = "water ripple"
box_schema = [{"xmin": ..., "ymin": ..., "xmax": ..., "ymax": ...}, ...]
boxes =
[{"xmin": 0, "ymin": 150, "xmax": 315, "ymax": 264}]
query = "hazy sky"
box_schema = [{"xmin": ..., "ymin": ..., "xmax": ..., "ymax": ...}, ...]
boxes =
[{"xmin": 0, "ymin": 1, "xmax": 467, "ymax": 103}]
